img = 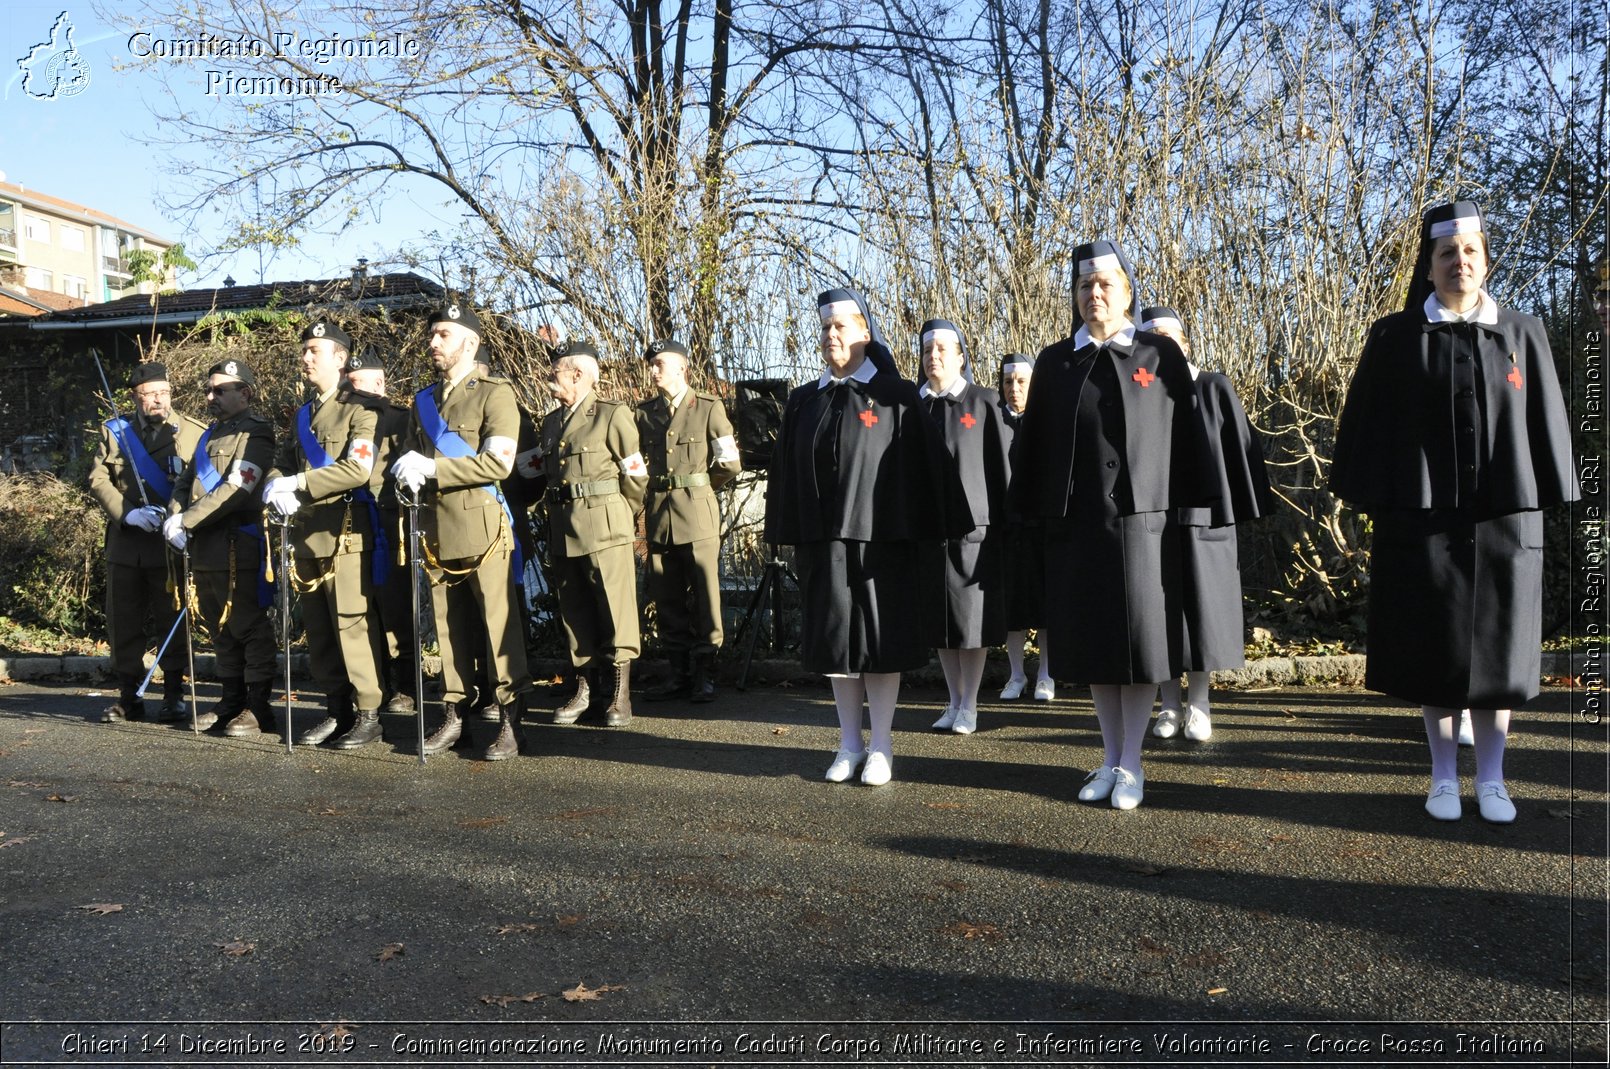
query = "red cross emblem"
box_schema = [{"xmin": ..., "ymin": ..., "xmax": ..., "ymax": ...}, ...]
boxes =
[
  {"xmin": 1507, "ymin": 367, "xmax": 1523, "ymax": 390},
  {"xmin": 858, "ymin": 410, "xmax": 878, "ymax": 427},
  {"xmin": 350, "ymin": 442, "xmax": 373, "ymax": 461},
  {"xmin": 959, "ymin": 412, "xmax": 976, "ymax": 429},
  {"xmin": 239, "ymin": 467, "xmax": 257, "ymax": 486},
  {"xmin": 1131, "ymin": 366, "xmax": 1155, "ymax": 388}
]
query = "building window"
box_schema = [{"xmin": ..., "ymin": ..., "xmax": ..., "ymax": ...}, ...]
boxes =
[
  {"xmin": 63, "ymin": 274, "xmax": 88, "ymax": 299},
  {"xmin": 22, "ymin": 216, "xmax": 49, "ymax": 243},
  {"xmin": 24, "ymin": 266, "xmax": 52, "ymax": 290},
  {"xmin": 59, "ymin": 225, "xmax": 84, "ymax": 252}
]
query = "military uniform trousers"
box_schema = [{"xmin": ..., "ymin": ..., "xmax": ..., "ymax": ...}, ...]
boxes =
[
  {"xmin": 194, "ymin": 538, "xmax": 276, "ymax": 684},
  {"xmin": 376, "ymin": 508, "xmax": 418, "ymax": 683},
  {"xmin": 296, "ymin": 549, "xmax": 385, "ymax": 709},
  {"xmin": 433, "ymin": 545, "xmax": 531, "ymax": 707},
  {"xmin": 554, "ymin": 543, "xmax": 641, "ymax": 667},
  {"xmin": 647, "ymin": 536, "xmax": 723, "ymax": 655},
  {"xmin": 107, "ymin": 559, "xmax": 186, "ymax": 682}
]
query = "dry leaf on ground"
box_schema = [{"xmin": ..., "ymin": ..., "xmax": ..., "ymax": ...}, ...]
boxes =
[
  {"xmin": 494, "ymin": 922, "xmax": 543, "ymax": 935},
  {"xmin": 480, "ymin": 992, "xmax": 546, "ymax": 1007},
  {"xmin": 377, "ymin": 943, "xmax": 404, "ymax": 961},
  {"xmin": 77, "ymin": 903, "xmax": 122, "ymax": 915},
  {"xmin": 941, "ymin": 920, "xmax": 1002, "ymax": 942},
  {"xmin": 1206, "ymin": 986, "xmax": 1229, "ymax": 996},
  {"xmin": 555, "ymin": 913, "xmax": 584, "ymax": 928},
  {"xmin": 216, "ymin": 938, "xmax": 255, "ymax": 956},
  {"xmin": 562, "ymin": 981, "xmax": 625, "ymax": 1002},
  {"xmin": 319, "ymin": 1022, "xmax": 355, "ymax": 1039},
  {"xmin": 771, "ymin": 726, "xmax": 790, "ymax": 736},
  {"xmin": 1, "ymin": 836, "xmax": 35, "ymax": 849},
  {"xmin": 44, "ymin": 793, "xmax": 78, "ymax": 803}
]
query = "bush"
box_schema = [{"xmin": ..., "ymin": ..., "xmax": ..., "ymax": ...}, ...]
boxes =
[{"xmin": 0, "ymin": 472, "xmax": 106, "ymax": 637}]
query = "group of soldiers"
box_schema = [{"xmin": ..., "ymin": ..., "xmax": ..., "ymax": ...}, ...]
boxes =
[{"xmin": 88, "ymin": 303, "xmax": 742, "ymax": 761}]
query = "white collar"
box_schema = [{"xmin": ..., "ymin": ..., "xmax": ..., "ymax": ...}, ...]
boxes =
[
  {"xmin": 1424, "ymin": 290, "xmax": 1498, "ymax": 326},
  {"xmin": 817, "ymin": 358, "xmax": 878, "ymax": 389},
  {"xmin": 1074, "ymin": 321, "xmax": 1136, "ymax": 351},
  {"xmin": 918, "ymin": 376, "xmax": 967, "ymax": 400}
]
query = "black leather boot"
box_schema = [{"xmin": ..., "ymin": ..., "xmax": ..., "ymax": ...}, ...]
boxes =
[
  {"xmin": 299, "ymin": 687, "xmax": 352, "ymax": 746},
  {"xmin": 482, "ymin": 694, "xmax": 524, "ymax": 760},
  {"xmin": 156, "ymin": 673, "xmax": 188, "ymax": 722},
  {"xmin": 332, "ymin": 706, "xmax": 384, "ymax": 749},
  {"xmin": 552, "ymin": 668, "xmax": 592, "ymax": 725},
  {"xmin": 603, "ymin": 661, "xmax": 633, "ymax": 727},
  {"xmin": 644, "ymin": 650, "xmax": 692, "ymax": 701},
  {"xmin": 385, "ymin": 663, "xmax": 417, "ymax": 714},
  {"xmin": 689, "ymin": 650, "xmax": 717, "ymax": 703},
  {"xmin": 420, "ymin": 702, "xmax": 464, "ymax": 755},
  {"xmin": 222, "ymin": 678, "xmax": 261, "ymax": 737},
  {"xmin": 244, "ymin": 678, "xmax": 275, "ymax": 736},
  {"xmin": 102, "ymin": 675, "xmax": 145, "ymax": 723}
]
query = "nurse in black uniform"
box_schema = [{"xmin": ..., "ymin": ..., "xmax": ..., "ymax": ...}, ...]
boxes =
[
  {"xmin": 1012, "ymin": 242, "xmax": 1214, "ymax": 810},
  {"xmin": 1139, "ymin": 307, "xmax": 1272, "ymax": 743},
  {"xmin": 1332, "ymin": 201, "xmax": 1578, "ymax": 823},
  {"xmin": 997, "ymin": 354, "xmax": 1056, "ymax": 702},
  {"xmin": 764, "ymin": 289, "xmax": 967, "ymax": 786},
  {"xmin": 918, "ymin": 319, "xmax": 1012, "ymax": 735}
]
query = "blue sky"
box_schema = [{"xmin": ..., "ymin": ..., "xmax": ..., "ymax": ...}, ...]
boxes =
[{"xmin": 3, "ymin": 2, "xmax": 438, "ymax": 287}]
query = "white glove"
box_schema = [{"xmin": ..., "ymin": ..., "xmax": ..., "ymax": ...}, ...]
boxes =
[
  {"xmin": 125, "ymin": 506, "xmax": 163, "ymax": 532},
  {"xmin": 396, "ymin": 466, "xmax": 428, "ymax": 493},
  {"xmin": 162, "ymin": 513, "xmax": 189, "ymax": 552},
  {"xmin": 265, "ymin": 476, "xmax": 299, "ymax": 498},
  {"xmin": 266, "ymin": 488, "xmax": 301, "ymax": 517},
  {"xmin": 390, "ymin": 451, "xmax": 437, "ymax": 483}
]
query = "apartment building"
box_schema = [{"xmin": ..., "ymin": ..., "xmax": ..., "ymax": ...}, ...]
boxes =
[{"xmin": 0, "ymin": 180, "xmax": 174, "ymax": 305}]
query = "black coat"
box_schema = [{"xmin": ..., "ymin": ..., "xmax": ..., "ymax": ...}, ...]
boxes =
[{"xmin": 1331, "ymin": 307, "xmax": 1576, "ymax": 512}]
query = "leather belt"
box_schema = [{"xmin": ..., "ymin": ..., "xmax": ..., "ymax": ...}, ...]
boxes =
[
  {"xmin": 649, "ymin": 472, "xmax": 710, "ymax": 490},
  {"xmin": 547, "ymin": 479, "xmax": 621, "ymax": 501}
]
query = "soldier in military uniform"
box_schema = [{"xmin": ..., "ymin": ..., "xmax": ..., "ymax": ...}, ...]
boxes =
[
  {"xmin": 162, "ymin": 361, "xmax": 277, "ymax": 735},
  {"xmin": 540, "ymin": 342, "xmax": 648, "ymax": 726},
  {"xmin": 263, "ymin": 320, "xmax": 388, "ymax": 748},
  {"xmin": 390, "ymin": 302, "xmax": 532, "ymax": 760},
  {"xmin": 636, "ymin": 338, "xmax": 741, "ymax": 702},
  {"xmin": 87, "ymin": 361, "xmax": 207, "ymax": 722},
  {"xmin": 342, "ymin": 355, "xmax": 418, "ymax": 717}
]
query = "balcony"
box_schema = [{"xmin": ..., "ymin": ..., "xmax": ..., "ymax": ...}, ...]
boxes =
[
  {"xmin": 0, "ymin": 227, "xmax": 14, "ymax": 248},
  {"xmin": 102, "ymin": 255, "xmax": 130, "ymax": 275}
]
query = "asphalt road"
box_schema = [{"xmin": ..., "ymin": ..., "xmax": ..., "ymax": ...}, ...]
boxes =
[{"xmin": 0, "ymin": 678, "xmax": 1604, "ymax": 1067}]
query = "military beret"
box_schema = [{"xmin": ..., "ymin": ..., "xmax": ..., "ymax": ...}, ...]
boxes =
[
  {"xmin": 645, "ymin": 338, "xmax": 689, "ymax": 362},
  {"xmin": 130, "ymin": 362, "xmax": 168, "ymax": 388},
  {"xmin": 560, "ymin": 339, "xmax": 600, "ymax": 360},
  {"xmin": 301, "ymin": 319, "xmax": 353, "ymax": 350},
  {"xmin": 207, "ymin": 359, "xmax": 255, "ymax": 386},
  {"xmin": 344, "ymin": 347, "xmax": 384, "ymax": 372},
  {"xmin": 428, "ymin": 301, "xmax": 482, "ymax": 338}
]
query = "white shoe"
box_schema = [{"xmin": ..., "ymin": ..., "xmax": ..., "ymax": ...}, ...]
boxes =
[
  {"xmin": 1111, "ymin": 767, "xmax": 1145, "ymax": 810},
  {"xmin": 824, "ymin": 749, "xmax": 866, "ymax": 783},
  {"xmin": 1182, "ymin": 707, "xmax": 1212, "ymax": 742},
  {"xmin": 951, "ymin": 707, "xmax": 977, "ymax": 734},
  {"xmin": 860, "ymin": 750, "xmax": 892, "ymax": 786},
  {"xmin": 1033, "ymin": 678, "xmax": 1055, "ymax": 701},
  {"xmin": 1457, "ymin": 710, "xmax": 1474, "ymax": 747},
  {"xmin": 999, "ymin": 677, "xmax": 1027, "ymax": 700},
  {"xmin": 1077, "ymin": 766, "xmax": 1116, "ymax": 802},
  {"xmin": 1476, "ymin": 781, "xmax": 1516, "ymax": 823},
  {"xmin": 1152, "ymin": 709, "xmax": 1180, "ymax": 738},
  {"xmin": 1425, "ymin": 778, "xmax": 1461, "ymax": 821},
  {"xmin": 931, "ymin": 705, "xmax": 958, "ymax": 730}
]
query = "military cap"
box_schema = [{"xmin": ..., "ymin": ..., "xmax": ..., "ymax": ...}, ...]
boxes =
[
  {"xmin": 645, "ymin": 338, "xmax": 689, "ymax": 362},
  {"xmin": 428, "ymin": 301, "xmax": 482, "ymax": 338},
  {"xmin": 130, "ymin": 361, "xmax": 168, "ymax": 388},
  {"xmin": 344, "ymin": 347, "xmax": 384, "ymax": 372},
  {"xmin": 301, "ymin": 318, "xmax": 353, "ymax": 350},
  {"xmin": 206, "ymin": 359, "xmax": 255, "ymax": 386},
  {"xmin": 561, "ymin": 339, "xmax": 600, "ymax": 360}
]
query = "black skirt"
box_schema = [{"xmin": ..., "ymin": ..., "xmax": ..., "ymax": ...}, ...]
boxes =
[
  {"xmin": 1001, "ymin": 520, "xmax": 1044, "ymax": 630},
  {"xmin": 1365, "ymin": 509, "xmax": 1544, "ymax": 708},
  {"xmin": 1043, "ymin": 511, "xmax": 1182, "ymax": 684},
  {"xmin": 1177, "ymin": 522, "xmax": 1246, "ymax": 671},
  {"xmin": 921, "ymin": 530, "xmax": 1007, "ymax": 649},
  {"xmin": 796, "ymin": 538, "xmax": 930, "ymax": 674}
]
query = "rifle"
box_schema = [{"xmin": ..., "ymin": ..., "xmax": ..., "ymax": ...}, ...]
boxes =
[
  {"xmin": 398, "ymin": 481, "xmax": 428, "ymax": 766},
  {"xmin": 265, "ymin": 507, "xmax": 296, "ymax": 753},
  {"xmin": 180, "ymin": 547, "xmax": 200, "ymax": 734}
]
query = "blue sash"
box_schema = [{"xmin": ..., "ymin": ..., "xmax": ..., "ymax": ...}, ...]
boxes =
[
  {"xmin": 414, "ymin": 386, "xmax": 524, "ymax": 583},
  {"xmin": 191, "ymin": 426, "xmax": 272, "ymax": 607},
  {"xmin": 296, "ymin": 403, "xmax": 391, "ymax": 585},
  {"xmin": 107, "ymin": 417, "xmax": 173, "ymax": 502}
]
